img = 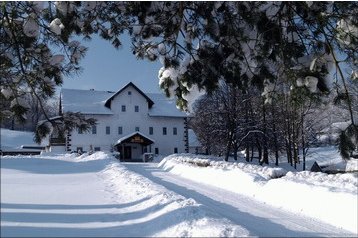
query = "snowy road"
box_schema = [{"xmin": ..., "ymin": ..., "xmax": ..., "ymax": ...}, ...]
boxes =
[
  {"xmin": 1, "ymin": 153, "xmax": 355, "ymax": 237},
  {"xmin": 123, "ymin": 162, "xmax": 354, "ymax": 237}
]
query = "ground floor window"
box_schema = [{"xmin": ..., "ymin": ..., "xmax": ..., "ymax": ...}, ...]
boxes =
[
  {"xmin": 94, "ymin": 147, "xmax": 100, "ymax": 151},
  {"xmin": 155, "ymin": 147, "xmax": 159, "ymax": 154},
  {"xmin": 174, "ymin": 147, "xmax": 178, "ymax": 153}
]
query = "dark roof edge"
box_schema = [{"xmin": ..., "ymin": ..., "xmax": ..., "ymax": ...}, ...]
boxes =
[{"xmin": 104, "ymin": 82, "xmax": 154, "ymax": 109}]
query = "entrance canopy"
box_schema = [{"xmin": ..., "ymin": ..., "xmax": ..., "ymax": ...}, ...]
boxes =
[{"xmin": 115, "ymin": 132, "xmax": 155, "ymax": 146}]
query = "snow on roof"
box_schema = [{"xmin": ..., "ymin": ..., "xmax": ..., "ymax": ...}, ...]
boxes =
[
  {"xmin": 61, "ymin": 88, "xmax": 114, "ymax": 115},
  {"xmin": 188, "ymin": 129, "xmax": 201, "ymax": 147},
  {"xmin": 115, "ymin": 132, "xmax": 155, "ymax": 145},
  {"xmin": 147, "ymin": 93, "xmax": 188, "ymax": 118},
  {"xmin": 61, "ymin": 83, "xmax": 188, "ymax": 118}
]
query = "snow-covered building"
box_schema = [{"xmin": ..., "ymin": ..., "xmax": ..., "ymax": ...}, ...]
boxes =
[{"xmin": 56, "ymin": 82, "xmax": 189, "ymax": 159}]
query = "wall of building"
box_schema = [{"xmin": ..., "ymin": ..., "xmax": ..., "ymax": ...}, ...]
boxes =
[{"xmin": 67, "ymin": 85, "xmax": 187, "ymax": 156}]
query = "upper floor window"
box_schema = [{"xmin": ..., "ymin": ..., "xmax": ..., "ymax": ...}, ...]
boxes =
[
  {"xmin": 78, "ymin": 129, "xmax": 83, "ymax": 134},
  {"xmin": 121, "ymin": 105, "xmax": 126, "ymax": 112},
  {"xmin": 135, "ymin": 105, "xmax": 139, "ymax": 112},
  {"xmin": 163, "ymin": 127, "xmax": 167, "ymax": 135},
  {"xmin": 128, "ymin": 91, "xmax": 132, "ymax": 95},
  {"xmin": 149, "ymin": 127, "xmax": 153, "ymax": 135},
  {"xmin": 106, "ymin": 126, "xmax": 110, "ymax": 135},
  {"xmin": 118, "ymin": 126, "xmax": 123, "ymax": 135},
  {"xmin": 92, "ymin": 125, "xmax": 97, "ymax": 134},
  {"xmin": 135, "ymin": 127, "xmax": 140, "ymax": 132},
  {"xmin": 173, "ymin": 127, "xmax": 177, "ymax": 135}
]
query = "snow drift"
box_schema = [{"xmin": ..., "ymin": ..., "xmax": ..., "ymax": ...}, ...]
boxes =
[{"xmin": 159, "ymin": 154, "xmax": 358, "ymax": 233}]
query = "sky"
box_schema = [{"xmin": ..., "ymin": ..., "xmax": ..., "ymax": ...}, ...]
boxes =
[{"xmin": 61, "ymin": 34, "xmax": 162, "ymax": 93}]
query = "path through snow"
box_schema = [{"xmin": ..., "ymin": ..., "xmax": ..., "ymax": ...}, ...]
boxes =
[
  {"xmin": 1, "ymin": 153, "xmax": 355, "ymax": 237},
  {"xmin": 123, "ymin": 162, "xmax": 355, "ymax": 237}
]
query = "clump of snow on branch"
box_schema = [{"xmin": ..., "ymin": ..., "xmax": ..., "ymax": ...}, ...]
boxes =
[
  {"xmin": 49, "ymin": 18, "xmax": 65, "ymax": 35},
  {"xmin": 23, "ymin": 15, "xmax": 39, "ymax": 38},
  {"xmin": 49, "ymin": 54, "xmax": 64, "ymax": 67},
  {"xmin": 305, "ymin": 76, "xmax": 319, "ymax": 92},
  {"xmin": 1, "ymin": 88, "xmax": 13, "ymax": 99},
  {"xmin": 336, "ymin": 18, "xmax": 358, "ymax": 47},
  {"xmin": 55, "ymin": 1, "xmax": 74, "ymax": 15},
  {"xmin": 10, "ymin": 97, "xmax": 28, "ymax": 109},
  {"xmin": 182, "ymin": 84, "xmax": 206, "ymax": 112},
  {"xmin": 261, "ymin": 81, "xmax": 275, "ymax": 104}
]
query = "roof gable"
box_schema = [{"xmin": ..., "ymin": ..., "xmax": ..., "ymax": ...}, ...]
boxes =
[
  {"xmin": 104, "ymin": 82, "xmax": 154, "ymax": 109},
  {"xmin": 115, "ymin": 132, "xmax": 155, "ymax": 146}
]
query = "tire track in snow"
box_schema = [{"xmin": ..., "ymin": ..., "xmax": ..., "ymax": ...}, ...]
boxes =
[{"xmin": 123, "ymin": 162, "xmax": 356, "ymax": 237}]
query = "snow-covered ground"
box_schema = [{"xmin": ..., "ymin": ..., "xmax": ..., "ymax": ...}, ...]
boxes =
[
  {"xmin": 159, "ymin": 153, "xmax": 358, "ymax": 234},
  {"xmin": 1, "ymin": 151, "xmax": 356, "ymax": 237},
  {"xmin": 1, "ymin": 129, "xmax": 357, "ymax": 236},
  {"xmin": 0, "ymin": 128, "xmax": 47, "ymax": 151},
  {"xmin": 1, "ymin": 152, "xmax": 248, "ymax": 237}
]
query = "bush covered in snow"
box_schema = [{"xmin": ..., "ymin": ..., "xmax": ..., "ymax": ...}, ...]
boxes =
[{"xmin": 161, "ymin": 153, "xmax": 287, "ymax": 179}]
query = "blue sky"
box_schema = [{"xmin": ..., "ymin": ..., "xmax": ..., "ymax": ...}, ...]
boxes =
[{"xmin": 61, "ymin": 34, "xmax": 162, "ymax": 93}]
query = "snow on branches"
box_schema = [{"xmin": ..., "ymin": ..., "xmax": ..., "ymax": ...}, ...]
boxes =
[{"xmin": 1, "ymin": 1, "xmax": 357, "ymax": 144}]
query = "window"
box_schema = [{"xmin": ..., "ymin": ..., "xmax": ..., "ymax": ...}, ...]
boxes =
[
  {"xmin": 106, "ymin": 126, "xmax": 110, "ymax": 135},
  {"xmin": 173, "ymin": 127, "xmax": 177, "ymax": 135},
  {"xmin": 121, "ymin": 105, "xmax": 126, "ymax": 112},
  {"xmin": 78, "ymin": 129, "xmax": 83, "ymax": 134},
  {"xmin": 118, "ymin": 126, "xmax": 123, "ymax": 135},
  {"xmin": 135, "ymin": 127, "xmax": 140, "ymax": 132},
  {"xmin": 76, "ymin": 147, "xmax": 83, "ymax": 153},
  {"xmin": 135, "ymin": 105, "xmax": 139, "ymax": 112},
  {"xmin": 149, "ymin": 127, "xmax": 153, "ymax": 135},
  {"xmin": 94, "ymin": 147, "xmax": 100, "ymax": 151},
  {"xmin": 174, "ymin": 147, "xmax": 178, "ymax": 153},
  {"xmin": 163, "ymin": 127, "xmax": 167, "ymax": 135},
  {"xmin": 128, "ymin": 91, "xmax": 132, "ymax": 95},
  {"xmin": 92, "ymin": 125, "xmax": 97, "ymax": 134},
  {"xmin": 155, "ymin": 148, "xmax": 159, "ymax": 154}
]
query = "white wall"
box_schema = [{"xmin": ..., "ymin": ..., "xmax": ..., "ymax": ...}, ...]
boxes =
[{"xmin": 67, "ymin": 85, "xmax": 187, "ymax": 156}]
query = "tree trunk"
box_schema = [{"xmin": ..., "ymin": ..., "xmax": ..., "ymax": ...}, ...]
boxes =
[
  {"xmin": 245, "ymin": 145, "xmax": 250, "ymax": 162},
  {"xmin": 262, "ymin": 101, "xmax": 269, "ymax": 164}
]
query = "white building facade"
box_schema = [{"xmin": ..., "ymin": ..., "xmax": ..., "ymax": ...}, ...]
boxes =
[{"xmin": 59, "ymin": 82, "xmax": 189, "ymax": 159}]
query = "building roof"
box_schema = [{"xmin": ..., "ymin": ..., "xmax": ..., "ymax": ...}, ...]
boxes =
[
  {"xmin": 61, "ymin": 82, "xmax": 188, "ymax": 117},
  {"xmin": 146, "ymin": 93, "xmax": 188, "ymax": 118},
  {"xmin": 61, "ymin": 88, "xmax": 114, "ymax": 115}
]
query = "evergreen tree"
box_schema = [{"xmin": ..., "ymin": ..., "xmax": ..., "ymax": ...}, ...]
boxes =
[{"xmin": 1, "ymin": 2, "xmax": 357, "ymax": 158}]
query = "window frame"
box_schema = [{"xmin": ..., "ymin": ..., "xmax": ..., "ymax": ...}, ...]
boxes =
[{"xmin": 106, "ymin": 126, "xmax": 111, "ymax": 135}]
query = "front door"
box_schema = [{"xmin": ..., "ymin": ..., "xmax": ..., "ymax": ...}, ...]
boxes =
[{"xmin": 124, "ymin": 146, "xmax": 132, "ymax": 159}]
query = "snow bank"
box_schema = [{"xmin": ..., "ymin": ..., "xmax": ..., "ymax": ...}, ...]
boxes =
[
  {"xmin": 160, "ymin": 154, "xmax": 358, "ymax": 233},
  {"xmin": 101, "ymin": 156, "xmax": 249, "ymax": 237},
  {"xmin": 346, "ymin": 159, "xmax": 358, "ymax": 172},
  {"xmin": 159, "ymin": 154, "xmax": 287, "ymax": 198},
  {"xmin": 257, "ymin": 171, "xmax": 358, "ymax": 233}
]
